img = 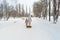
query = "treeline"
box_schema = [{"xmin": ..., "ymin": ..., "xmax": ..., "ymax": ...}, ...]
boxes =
[
  {"xmin": 33, "ymin": 0, "xmax": 60, "ymax": 23},
  {"xmin": 0, "ymin": 0, "xmax": 29, "ymax": 20},
  {"xmin": 33, "ymin": 0, "xmax": 48, "ymax": 19}
]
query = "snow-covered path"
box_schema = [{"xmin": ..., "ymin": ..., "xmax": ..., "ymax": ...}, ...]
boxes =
[{"xmin": 0, "ymin": 17, "xmax": 60, "ymax": 40}]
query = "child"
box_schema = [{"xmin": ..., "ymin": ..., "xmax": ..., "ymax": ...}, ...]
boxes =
[{"xmin": 25, "ymin": 18, "xmax": 28, "ymax": 26}]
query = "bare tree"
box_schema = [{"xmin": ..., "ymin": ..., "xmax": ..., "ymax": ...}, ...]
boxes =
[
  {"xmin": 58, "ymin": 0, "xmax": 60, "ymax": 16},
  {"xmin": 41, "ymin": 0, "xmax": 48, "ymax": 19},
  {"xmin": 19, "ymin": 4, "xmax": 21, "ymax": 14},
  {"xmin": 33, "ymin": 1, "xmax": 43, "ymax": 17},
  {"xmin": 55, "ymin": 0, "xmax": 60, "ymax": 22},
  {"xmin": 0, "ymin": 3, "xmax": 3, "ymax": 20},
  {"xmin": 18, "ymin": 3, "xmax": 21, "ymax": 17},
  {"xmin": 53, "ymin": 0, "xmax": 58, "ymax": 24},
  {"xmin": 25, "ymin": 6, "xmax": 28, "ymax": 17},
  {"xmin": 45, "ymin": 0, "xmax": 47, "ymax": 19},
  {"xmin": 3, "ymin": 0, "xmax": 8, "ymax": 20},
  {"xmin": 22, "ymin": 5, "xmax": 25, "ymax": 17}
]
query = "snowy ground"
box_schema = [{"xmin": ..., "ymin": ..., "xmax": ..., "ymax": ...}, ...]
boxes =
[{"xmin": 0, "ymin": 17, "xmax": 60, "ymax": 40}]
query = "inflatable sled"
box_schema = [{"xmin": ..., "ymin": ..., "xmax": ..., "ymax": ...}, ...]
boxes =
[{"xmin": 26, "ymin": 25, "xmax": 32, "ymax": 28}]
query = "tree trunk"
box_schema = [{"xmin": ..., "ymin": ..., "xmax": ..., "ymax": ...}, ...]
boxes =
[
  {"xmin": 53, "ymin": 0, "xmax": 56, "ymax": 23},
  {"xmin": 49, "ymin": 0, "xmax": 51, "ymax": 21}
]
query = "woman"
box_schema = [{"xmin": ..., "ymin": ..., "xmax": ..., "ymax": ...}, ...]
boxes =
[{"xmin": 28, "ymin": 15, "xmax": 32, "ymax": 26}]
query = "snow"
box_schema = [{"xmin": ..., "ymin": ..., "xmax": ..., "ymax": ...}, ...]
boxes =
[{"xmin": 0, "ymin": 17, "xmax": 60, "ymax": 40}]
